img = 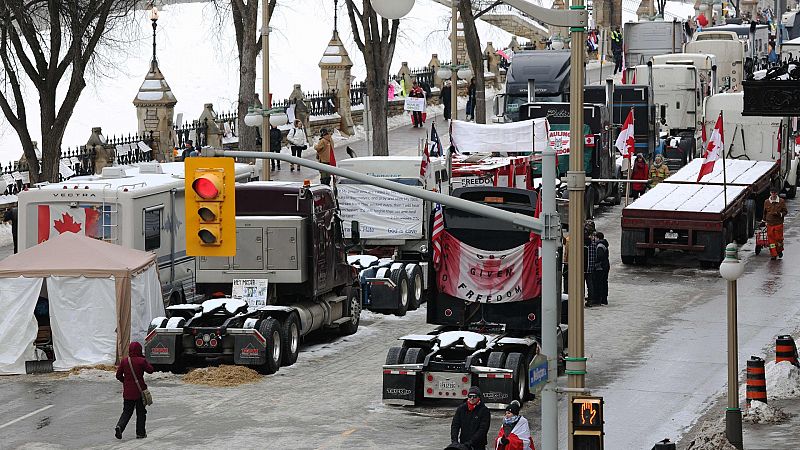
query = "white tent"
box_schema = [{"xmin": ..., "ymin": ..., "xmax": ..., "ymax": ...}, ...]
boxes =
[
  {"xmin": 450, "ymin": 118, "xmax": 549, "ymax": 153},
  {"xmin": 0, "ymin": 233, "xmax": 165, "ymax": 374}
]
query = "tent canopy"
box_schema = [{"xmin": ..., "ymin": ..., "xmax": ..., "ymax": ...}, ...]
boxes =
[
  {"xmin": 0, "ymin": 233, "xmax": 163, "ymax": 374},
  {"xmin": 0, "ymin": 232, "xmax": 154, "ymax": 278},
  {"xmin": 450, "ymin": 118, "xmax": 549, "ymax": 154}
]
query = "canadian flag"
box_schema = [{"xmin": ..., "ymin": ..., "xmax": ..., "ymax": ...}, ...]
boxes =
[
  {"xmin": 614, "ymin": 110, "xmax": 635, "ymax": 158},
  {"xmin": 38, "ymin": 205, "xmax": 103, "ymax": 244},
  {"xmin": 697, "ymin": 112, "xmax": 723, "ymax": 182}
]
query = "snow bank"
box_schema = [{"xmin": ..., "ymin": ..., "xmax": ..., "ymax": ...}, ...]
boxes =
[
  {"xmin": 685, "ymin": 418, "xmax": 737, "ymax": 450},
  {"xmin": 766, "ymin": 360, "xmax": 800, "ymax": 399},
  {"xmin": 743, "ymin": 400, "xmax": 790, "ymax": 424},
  {"xmin": 0, "ymin": 223, "xmax": 11, "ymax": 248}
]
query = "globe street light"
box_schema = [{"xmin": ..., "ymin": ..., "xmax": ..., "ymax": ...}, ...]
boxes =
[
  {"xmin": 371, "ymin": 0, "xmax": 414, "ymax": 20},
  {"xmin": 719, "ymin": 243, "xmax": 745, "ymax": 450}
]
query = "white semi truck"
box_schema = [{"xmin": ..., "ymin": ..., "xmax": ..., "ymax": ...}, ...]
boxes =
[
  {"xmin": 16, "ymin": 161, "xmax": 257, "ymax": 305},
  {"xmin": 685, "ymin": 31, "xmax": 746, "ymax": 92},
  {"xmin": 337, "ymin": 156, "xmax": 448, "ymax": 316}
]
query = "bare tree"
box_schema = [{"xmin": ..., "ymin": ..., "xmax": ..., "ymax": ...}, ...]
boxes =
[
  {"xmin": 344, "ymin": 0, "xmax": 399, "ymax": 157},
  {"xmin": 228, "ymin": 0, "xmax": 277, "ymax": 155},
  {"xmin": 0, "ymin": 0, "xmax": 137, "ymax": 183},
  {"xmin": 460, "ymin": 0, "xmax": 493, "ymax": 124}
]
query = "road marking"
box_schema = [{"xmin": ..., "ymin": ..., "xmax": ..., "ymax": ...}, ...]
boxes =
[{"xmin": 0, "ymin": 405, "xmax": 54, "ymax": 430}]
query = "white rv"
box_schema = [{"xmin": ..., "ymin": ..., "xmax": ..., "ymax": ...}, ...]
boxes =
[
  {"xmin": 685, "ymin": 31, "xmax": 746, "ymax": 91},
  {"xmin": 703, "ymin": 93, "xmax": 799, "ymax": 197},
  {"xmin": 16, "ymin": 161, "xmax": 257, "ymax": 305}
]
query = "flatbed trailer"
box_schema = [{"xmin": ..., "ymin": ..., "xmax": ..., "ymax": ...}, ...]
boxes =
[{"xmin": 621, "ymin": 159, "xmax": 778, "ymax": 266}]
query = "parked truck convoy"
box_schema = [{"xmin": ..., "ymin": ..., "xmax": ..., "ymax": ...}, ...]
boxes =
[
  {"xmin": 684, "ymin": 31, "xmax": 746, "ymax": 92},
  {"xmin": 623, "ymin": 19, "xmax": 686, "ymax": 68},
  {"xmin": 382, "ymin": 186, "xmax": 565, "ymax": 408},
  {"xmin": 145, "ymin": 181, "xmax": 363, "ymax": 374},
  {"xmin": 16, "ymin": 161, "xmax": 256, "ymax": 306},
  {"xmin": 338, "ymin": 156, "xmax": 448, "ymax": 316}
]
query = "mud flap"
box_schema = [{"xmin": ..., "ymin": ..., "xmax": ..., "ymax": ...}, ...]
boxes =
[
  {"xmin": 367, "ymin": 279, "xmax": 398, "ymax": 310},
  {"xmin": 382, "ymin": 369, "xmax": 419, "ymax": 406},
  {"xmin": 477, "ymin": 373, "xmax": 514, "ymax": 409},
  {"xmin": 233, "ymin": 332, "xmax": 267, "ymax": 366},
  {"xmin": 145, "ymin": 331, "xmax": 178, "ymax": 365}
]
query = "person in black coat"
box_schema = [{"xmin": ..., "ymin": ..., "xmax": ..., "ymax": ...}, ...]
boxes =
[
  {"xmin": 441, "ymin": 81, "xmax": 452, "ymax": 121},
  {"xmin": 592, "ymin": 231, "xmax": 610, "ymax": 306},
  {"xmin": 451, "ymin": 386, "xmax": 491, "ymax": 450},
  {"xmin": 269, "ymin": 124, "xmax": 282, "ymax": 171},
  {"xmin": 3, "ymin": 207, "xmax": 17, "ymax": 253}
]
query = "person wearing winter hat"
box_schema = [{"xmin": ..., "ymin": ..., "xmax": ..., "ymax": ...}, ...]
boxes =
[
  {"xmin": 451, "ymin": 386, "xmax": 492, "ymax": 449},
  {"xmin": 494, "ymin": 400, "xmax": 535, "ymax": 450}
]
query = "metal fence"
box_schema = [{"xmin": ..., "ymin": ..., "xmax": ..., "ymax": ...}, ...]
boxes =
[
  {"xmin": 1, "ymin": 133, "xmax": 154, "ymax": 196},
  {"xmin": 411, "ymin": 67, "xmax": 435, "ymax": 87}
]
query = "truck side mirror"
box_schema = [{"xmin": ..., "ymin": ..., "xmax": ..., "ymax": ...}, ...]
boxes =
[{"xmin": 350, "ymin": 220, "xmax": 361, "ymax": 246}]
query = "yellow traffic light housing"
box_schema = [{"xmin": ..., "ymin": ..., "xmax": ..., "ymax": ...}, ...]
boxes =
[
  {"xmin": 571, "ymin": 396, "xmax": 604, "ymax": 449},
  {"xmin": 185, "ymin": 157, "xmax": 236, "ymax": 256}
]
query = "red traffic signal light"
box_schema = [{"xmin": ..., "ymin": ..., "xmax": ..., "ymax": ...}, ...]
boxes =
[{"xmin": 185, "ymin": 158, "xmax": 236, "ymax": 256}]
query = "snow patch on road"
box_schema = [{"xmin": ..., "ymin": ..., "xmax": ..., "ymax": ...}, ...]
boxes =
[
  {"xmin": 360, "ymin": 306, "xmax": 427, "ymax": 323},
  {"xmin": 684, "ymin": 417, "xmax": 737, "ymax": 450},
  {"xmin": 766, "ymin": 360, "xmax": 800, "ymax": 399},
  {"xmin": 743, "ymin": 400, "xmax": 790, "ymax": 424}
]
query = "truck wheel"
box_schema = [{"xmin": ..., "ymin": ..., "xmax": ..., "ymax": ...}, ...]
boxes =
[
  {"xmin": 735, "ymin": 213, "xmax": 749, "ymax": 245},
  {"xmin": 385, "ymin": 346, "xmax": 407, "ymax": 365},
  {"xmin": 788, "ymin": 180, "xmax": 797, "ymax": 199},
  {"xmin": 405, "ymin": 264, "xmax": 424, "ymax": 311},
  {"xmin": 403, "ymin": 347, "xmax": 426, "ymax": 364},
  {"xmin": 621, "ymin": 255, "xmax": 635, "ymax": 265},
  {"xmin": 390, "ymin": 268, "xmax": 409, "ymax": 317},
  {"xmin": 257, "ymin": 317, "xmax": 282, "ymax": 375},
  {"xmin": 280, "ymin": 313, "xmax": 301, "ymax": 367},
  {"xmin": 584, "ymin": 186, "xmax": 595, "ymax": 219},
  {"xmin": 487, "ymin": 351, "xmax": 506, "ymax": 369},
  {"xmin": 505, "ymin": 352, "xmax": 527, "ymax": 403},
  {"xmin": 339, "ymin": 286, "xmax": 361, "ymax": 336}
]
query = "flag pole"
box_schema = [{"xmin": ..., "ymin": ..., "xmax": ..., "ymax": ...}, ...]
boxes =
[
  {"xmin": 721, "ymin": 111, "xmax": 727, "ymax": 208},
  {"xmin": 625, "ymin": 107, "xmax": 634, "ymax": 206}
]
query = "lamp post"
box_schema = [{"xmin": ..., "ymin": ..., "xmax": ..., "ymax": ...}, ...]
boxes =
[
  {"xmin": 244, "ymin": 105, "xmax": 289, "ymax": 164},
  {"xmin": 149, "ymin": 4, "xmax": 159, "ymax": 68},
  {"xmin": 261, "ymin": 2, "xmax": 271, "ymax": 181},
  {"xmin": 371, "ymin": 1, "xmax": 587, "ymax": 448},
  {"xmin": 719, "ymin": 243, "xmax": 746, "ymax": 450}
]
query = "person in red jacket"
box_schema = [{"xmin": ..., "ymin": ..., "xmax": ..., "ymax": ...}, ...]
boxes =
[
  {"xmin": 494, "ymin": 400, "xmax": 535, "ymax": 450},
  {"xmin": 630, "ymin": 154, "xmax": 649, "ymax": 199},
  {"xmin": 114, "ymin": 342, "xmax": 153, "ymax": 440}
]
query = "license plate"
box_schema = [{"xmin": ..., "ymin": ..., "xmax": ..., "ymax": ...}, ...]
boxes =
[
  {"xmin": 665, "ymin": 232, "xmax": 679, "ymax": 240},
  {"xmin": 439, "ymin": 380, "xmax": 457, "ymax": 390}
]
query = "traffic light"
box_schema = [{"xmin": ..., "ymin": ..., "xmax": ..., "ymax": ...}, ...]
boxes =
[
  {"xmin": 185, "ymin": 157, "xmax": 236, "ymax": 256},
  {"xmin": 571, "ymin": 396, "xmax": 604, "ymax": 449}
]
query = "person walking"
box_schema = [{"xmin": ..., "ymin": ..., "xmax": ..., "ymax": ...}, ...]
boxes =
[
  {"xmin": 466, "ymin": 78, "xmax": 477, "ymax": 121},
  {"xmin": 592, "ymin": 232, "xmax": 610, "ymax": 306},
  {"xmin": 115, "ymin": 342, "xmax": 154, "ymax": 440},
  {"xmin": 762, "ymin": 186, "xmax": 788, "ymax": 260},
  {"xmin": 649, "ymin": 154, "xmax": 670, "ymax": 187},
  {"xmin": 269, "ymin": 124, "xmax": 282, "ymax": 171},
  {"xmin": 584, "ymin": 221, "xmax": 596, "ymax": 308},
  {"xmin": 451, "ymin": 386, "xmax": 492, "ymax": 450},
  {"xmin": 631, "ymin": 154, "xmax": 649, "ymax": 199},
  {"xmin": 442, "ymin": 80, "xmax": 452, "ymax": 121},
  {"xmin": 314, "ymin": 128, "xmax": 335, "ymax": 186},
  {"xmin": 493, "ymin": 400, "xmax": 535, "ymax": 450},
  {"xmin": 180, "ymin": 140, "xmax": 194, "ymax": 161},
  {"xmin": 409, "ymin": 81, "xmax": 426, "ymax": 128},
  {"xmin": 611, "ymin": 26, "xmax": 623, "ymax": 75},
  {"xmin": 287, "ymin": 119, "xmax": 308, "ymax": 172}
]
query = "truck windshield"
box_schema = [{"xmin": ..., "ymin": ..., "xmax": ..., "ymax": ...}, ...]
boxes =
[{"xmin": 443, "ymin": 195, "xmax": 537, "ymax": 251}]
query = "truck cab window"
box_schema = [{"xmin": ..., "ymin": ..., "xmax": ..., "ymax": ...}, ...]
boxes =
[{"xmin": 144, "ymin": 208, "xmax": 162, "ymax": 251}]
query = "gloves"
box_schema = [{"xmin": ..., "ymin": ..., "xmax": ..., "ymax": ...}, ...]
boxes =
[{"xmin": 500, "ymin": 437, "xmax": 509, "ymax": 445}]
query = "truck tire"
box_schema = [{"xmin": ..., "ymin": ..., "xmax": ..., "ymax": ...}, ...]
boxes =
[
  {"xmin": 613, "ymin": 170, "xmax": 622, "ymax": 206},
  {"xmin": 385, "ymin": 346, "xmax": 407, "ymax": 365},
  {"xmin": 403, "ymin": 347, "xmax": 426, "ymax": 364},
  {"xmin": 338, "ymin": 286, "xmax": 361, "ymax": 336},
  {"xmin": 505, "ymin": 352, "xmax": 527, "ymax": 403},
  {"xmin": 584, "ymin": 185, "xmax": 595, "ymax": 219},
  {"xmin": 734, "ymin": 212, "xmax": 748, "ymax": 245},
  {"xmin": 257, "ymin": 317, "xmax": 282, "ymax": 375},
  {"xmin": 788, "ymin": 178, "xmax": 797, "ymax": 199},
  {"xmin": 390, "ymin": 268, "xmax": 409, "ymax": 317},
  {"xmin": 405, "ymin": 264, "xmax": 424, "ymax": 311},
  {"xmin": 621, "ymin": 255, "xmax": 635, "ymax": 265},
  {"xmin": 280, "ymin": 313, "xmax": 301, "ymax": 366},
  {"xmin": 487, "ymin": 351, "xmax": 506, "ymax": 369}
]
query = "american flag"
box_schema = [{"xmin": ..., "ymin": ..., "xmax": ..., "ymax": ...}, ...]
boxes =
[
  {"xmin": 430, "ymin": 123, "xmax": 443, "ymax": 157},
  {"xmin": 420, "ymin": 136, "xmax": 431, "ymax": 178},
  {"xmin": 432, "ymin": 204, "xmax": 444, "ymax": 268}
]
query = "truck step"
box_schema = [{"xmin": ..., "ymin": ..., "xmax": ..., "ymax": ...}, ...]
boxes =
[{"xmin": 331, "ymin": 316, "xmax": 353, "ymax": 326}]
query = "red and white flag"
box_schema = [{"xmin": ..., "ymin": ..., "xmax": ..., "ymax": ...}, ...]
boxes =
[
  {"xmin": 431, "ymin": 204, "xmax": 444, "ymax": 269},
  {"xmin": 420, "ymin": 138, "xmax": 431, "ymax": 178},
  {"xmin": 37, "ymin": 204, "xmax": 103, "ymax": 244},
  {"xmin": 621, "ymin": 52, "xmax": 627, "ymax": 84},
  {"xmin": 614, "ymin": 110, "xmax": 635, "ymax": 158},
  {"xmin": 697, "ymin": 112, "xmax": 723, "ymax": 182}
]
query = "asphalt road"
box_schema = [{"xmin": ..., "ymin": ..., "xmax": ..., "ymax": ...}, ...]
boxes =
[{"xmin": 2, "ymin": 195, "xmax": 800, "ymax": 449}]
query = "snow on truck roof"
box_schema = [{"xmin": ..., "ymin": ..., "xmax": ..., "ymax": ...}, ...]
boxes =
[{"xmin": 626, "ymin": 182, "xmax": 748, "ymax": 213}]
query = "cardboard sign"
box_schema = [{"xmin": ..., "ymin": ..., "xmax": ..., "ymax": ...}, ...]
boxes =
[
  {"xmin": 404, "ymin": 97, "xmax": 426, "ymax": 112},
  {"xmin": 231, "ymin": 279, "xmax": 268, "ymax": 309}
]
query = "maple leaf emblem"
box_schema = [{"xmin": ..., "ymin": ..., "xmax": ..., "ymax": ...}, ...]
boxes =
[
  {"xmin": 705, "ymin": 139, "xmax": 716, "ymax": 158},
  {"xmin": 626, "ymin": 135, "xmax": 635, "ymax": 153},
  {"xmin": 54, "ymin": 213, "xmax": 82, "ymax": 234}
]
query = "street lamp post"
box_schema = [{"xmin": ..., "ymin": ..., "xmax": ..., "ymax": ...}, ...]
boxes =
[
  {"xmin": 719, "ymin": 243, "xmax": 746, "ymax": 450},
  {"xmin": 149, "ymin": 5, "xmax": 159, "ymax": 66},
  {"xmin": 451, "ymin": 0, "xmax": 459, "ymax": 122},
  {"xmin": 261, "ymin": 2, "xmax": 271, "ymax": 181}
]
